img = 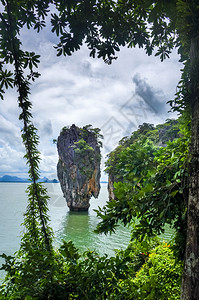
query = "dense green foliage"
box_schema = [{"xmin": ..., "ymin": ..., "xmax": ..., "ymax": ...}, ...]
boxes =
[
  {"xmin": 96, "ymin": 119, "xmax": 189, "ymax": 259},
  {"xmin": 73, "ymin": 138, "xmax": 94, "ymax": 154},
  {"xmin": 105, "ymin": 120, "xmax": 180, "ymax": 181},
  {"xmin": 131, "ymin": 243, "xmax": 183, "ymax": 300},
  {"xmin": 0, "ymin": 1, "xmax": 55, "ymax": 295},
  {"xmin": 0, "ymin": 238, "xmax": 182, "ymax": 300}
]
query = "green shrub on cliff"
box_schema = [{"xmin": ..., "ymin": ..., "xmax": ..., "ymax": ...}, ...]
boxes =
[{"xmin": 130, "ymin": 243, "xmax": 183, "ymax": 300}]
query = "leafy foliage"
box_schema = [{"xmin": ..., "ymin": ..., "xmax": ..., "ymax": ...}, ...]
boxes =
[
  {"xmin": 131, "ymin": 243, "xmax": 183, "ymax": 300},
  {"xmin": 96, "ymin": 118, "xmax": 189, "ymax": 259},
  {"xmin": 0, "ymin": 238, "xmax": 182, "ymax": 300},
  {"xmin": 0, "ymin": 0, "xmax": 54, "ymax": 293},
  {"xmin": 50, "ymin": 0, "xmax": 179, "ymax": 64},
  {"xmin": 72, "ymin": 138, "xmax": 94, "ymax": 154}
]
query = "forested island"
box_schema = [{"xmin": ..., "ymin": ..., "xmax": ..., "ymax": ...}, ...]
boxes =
[
  {"xmin": 0, "ymin": 175, "xmax": 58, "ymax": 183},
  {"xmin": 106, "ymin": 119, "xmax": 180, "ymax": 201}
]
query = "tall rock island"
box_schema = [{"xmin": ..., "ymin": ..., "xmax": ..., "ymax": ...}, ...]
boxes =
[{"xmin": 57, "ymin": 124, "xmax": 102, "ymax": 211}]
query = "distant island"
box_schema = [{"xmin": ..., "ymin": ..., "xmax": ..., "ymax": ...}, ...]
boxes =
[
  {"xmin": 0, "ymin": 175, "xmax": 108, "ymax": 184},
  {"xmin": 0, "ymin": 175, "xmax": 59, "ymax": 183}
]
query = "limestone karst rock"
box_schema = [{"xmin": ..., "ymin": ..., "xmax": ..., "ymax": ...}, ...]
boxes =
[
  {"xmin": 107, "ymin": 173, "xmax": 118, "ymax": 201},
  {"xmin": 57, "ymin": 124, "xmax": 102, "ymax": 211}
]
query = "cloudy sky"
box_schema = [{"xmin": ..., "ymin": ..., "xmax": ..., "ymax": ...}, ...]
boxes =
[{"xmin": 0, "ymin": 19, "xmax": 182, "ymax": 180}]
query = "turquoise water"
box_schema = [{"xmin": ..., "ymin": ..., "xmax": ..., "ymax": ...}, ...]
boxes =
[
  {"xmin": 0, "ymin": 182, "xmax": 174, "ymax": 281},
  {"xmin": 0, "ymin": 183, "xmax": 131, "ymax": 272},
  {"xmin": 47, "ymin": 182, "xmax": 132, "ymax": 255}
]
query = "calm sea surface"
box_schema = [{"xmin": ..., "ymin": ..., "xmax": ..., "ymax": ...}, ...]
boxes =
[{"xmin": 0, "ymin": 182, "xmax": 174, "ymax": 281}]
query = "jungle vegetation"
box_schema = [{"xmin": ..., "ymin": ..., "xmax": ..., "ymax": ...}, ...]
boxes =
[{"xmin": 0, "ymin": 0, "xmax": 199, "ymax": 299}]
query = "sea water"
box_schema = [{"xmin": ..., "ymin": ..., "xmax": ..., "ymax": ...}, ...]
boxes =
[{"xmin": 0, "ymin": 182, "xmax": 174, "ymax": 281}]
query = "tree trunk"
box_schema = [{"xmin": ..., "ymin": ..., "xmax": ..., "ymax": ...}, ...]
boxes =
[{"xmin": 181, "ymin": 38, "xmax": 199, "ymax": 300}]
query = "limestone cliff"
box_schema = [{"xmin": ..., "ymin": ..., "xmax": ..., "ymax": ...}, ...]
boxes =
[
  {"xmin": 57, "ymin": 124, "xmax": 102, "ymax": 211},
  {"xmin": 108, "ymin": 173, "xmax": 119, "ymax": 201}
]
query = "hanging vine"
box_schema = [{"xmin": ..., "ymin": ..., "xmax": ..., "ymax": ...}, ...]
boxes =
[{"xmin": 0, "ymin": 1, "xmax": 53, "ymax": 255}]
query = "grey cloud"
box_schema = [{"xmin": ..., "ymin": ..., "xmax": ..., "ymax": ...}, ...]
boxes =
[
  {"xmin": 0, "ymin": 115, "xmax": 23, "ymax": 150},
  {"xmin": 133, "ymin": 74, "xmax": 168, "ymax": 115},
  {"xmin": 38, "ymin": 120, "xmax": 53, "ymax": 137}
]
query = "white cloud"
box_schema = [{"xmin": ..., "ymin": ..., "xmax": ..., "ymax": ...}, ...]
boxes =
[
  {"xmin": 0, "ymin": 23, "xmax": 182, "ymax": 180},
  {"xmin": 0, "ymin": 143, "xmax": 27, "ymax": 174},
  {"xmin": 0, "ymin": 115, "xmax": 23, "ymax": 149}
]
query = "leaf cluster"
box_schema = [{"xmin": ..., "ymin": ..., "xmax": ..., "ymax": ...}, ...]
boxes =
[
  {"xmin": 50, "ymin": 0, "xmax": 178, "ymax": 64},
  {"xmin": 1, "ymin": 0, "xmax": 196, "ymax": 67},
  {"xmin": 0, "ymin": 1, "xmax": 54, "ymax": 284},
  {"xmin": 131, "ymin": 243, "xmax": 183, "ymax": 300},
  {"xmin": 0, "ymin": 238, "xmax": 182, "ymax": 300},
  {"xmin": 96, "ymin": 118, "xmax": 189, "ymax": 259},
  {"xmin": 0, "ymin": 1, "xmax": 43, "ymax": 99}
]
